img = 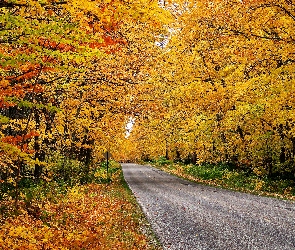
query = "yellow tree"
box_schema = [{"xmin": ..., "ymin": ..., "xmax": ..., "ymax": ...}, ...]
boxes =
[
  {"xmin": 0, "ymin": 0, "xmax": 174, "ymax": 204},
  {"xmin": 129, "ymin": 0, "xmax": 295, "ymax": 177}
]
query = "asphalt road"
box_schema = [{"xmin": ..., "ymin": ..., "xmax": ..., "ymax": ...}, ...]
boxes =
[{"xmin": 121, "ymin": 163, "xmax": 295, "ymax": 250}]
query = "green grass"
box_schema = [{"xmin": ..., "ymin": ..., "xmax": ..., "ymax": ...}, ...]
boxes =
[{"xmin": 149, "ymin": 159, "xmax": 295, "ymax": 200}]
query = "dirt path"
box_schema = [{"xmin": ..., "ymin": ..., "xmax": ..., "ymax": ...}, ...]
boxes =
[{"xmin": 122, "ymin": 163, "xmax": 295, "ymax": 250}]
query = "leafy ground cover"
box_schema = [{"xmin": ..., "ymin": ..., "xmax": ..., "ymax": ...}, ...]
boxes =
[
  {"xmin": 0, "ymin": 161, "xmax": 161, "ymax": 250},
  {"xmin": 148, "ymin": 157, "xmax": 295, "ymax": 201}
]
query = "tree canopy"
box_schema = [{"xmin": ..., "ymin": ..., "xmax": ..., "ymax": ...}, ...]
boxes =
[
  {"xmin": 124, "ymin": 0, "xmax": 295, "ymax": 178},
  {"xmin": 1, "ymin": 0, "xmax": 295, "ymax": 186}
]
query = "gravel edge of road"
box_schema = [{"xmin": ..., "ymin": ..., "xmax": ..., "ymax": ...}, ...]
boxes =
[{"xmin": 120, "ymin": 167, "xmax": 163, "ymax": 250}]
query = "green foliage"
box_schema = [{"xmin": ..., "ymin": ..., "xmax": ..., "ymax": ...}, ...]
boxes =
[
  {"xmin": 185, "ymin": 163, "xmax": 226, "ymax": 180},
  {"xmin": 45, "ymin": 153, "xmax": 120, "ymax": 185},
  {"xmin": 48, "ymin": 154, "xmax": 86, "ymax": 185},
  {"xmin": 0, "ymin": 115, "xmax": 9, "ymax": 124},
  {"xmin": 0, "ymin": 157, "xmax": 123, "ymax": 219},
  {"xmin": 150, "ymin": 156, "xmax": 173, "ymax": 166},
  {"xmin": 154, "ymin": 162, "xmax": 295, "ymax": 199},
  {"xmin": 95, "ymin": 160, "xmax": 121, "ymax": 183}
]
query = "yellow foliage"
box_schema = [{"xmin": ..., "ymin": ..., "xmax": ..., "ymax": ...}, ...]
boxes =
[{"xmin": 254, "ymin": 179, "xmax": 265, "ymax": 191}]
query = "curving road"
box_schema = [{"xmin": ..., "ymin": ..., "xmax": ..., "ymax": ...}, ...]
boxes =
[{"xmin": 121, "ymin": 163, "xmax": 295, "ymax": 250}]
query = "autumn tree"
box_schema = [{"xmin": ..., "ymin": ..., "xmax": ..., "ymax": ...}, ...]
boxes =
[
  {"xmin": 0, "ymin": 0, "xmax": 173, "ymax": 206},
  {"xmin": 127, "ymin": 0, "xmax": 295, "ymax": 178}
]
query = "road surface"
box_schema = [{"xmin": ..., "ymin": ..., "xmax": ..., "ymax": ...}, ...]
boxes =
[{"xmin": 122, "ymin": 163, "xmax": 295, "ymax": 250}]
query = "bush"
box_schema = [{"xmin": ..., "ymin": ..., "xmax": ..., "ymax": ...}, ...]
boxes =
[
  {"xmin": 154, "ymin": 156, "xmax": 173, "ymax": 166},
  {"xmin": 94, "ymin": 160, "xmax": 121, "ymax": 183},
  {"xmin": 185, "ymin": 163, "xmax": 226, "ymax": 180}
]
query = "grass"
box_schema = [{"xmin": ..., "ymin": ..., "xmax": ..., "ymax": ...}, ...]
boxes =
[
  {"xmin": 0, "ymin": 162, "xmax": 162, "ymax": 250},
  {"xmin": 148, "ymin": 159, "xmax": 295, "ymax": 201}
]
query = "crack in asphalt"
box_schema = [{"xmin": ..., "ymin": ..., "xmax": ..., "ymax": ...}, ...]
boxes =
[{"xmin": 122, "ymin": 163, "xmax": 295, "ymax": 250}]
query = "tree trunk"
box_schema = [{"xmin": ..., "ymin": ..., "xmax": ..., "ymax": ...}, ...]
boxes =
[
  {"xmin": 34, "ymin": 109, "xmax": 42, "ymax": 179},
  {"xmin": 191, "ymin": 152, "xmax": 197, "ymax": 165}
]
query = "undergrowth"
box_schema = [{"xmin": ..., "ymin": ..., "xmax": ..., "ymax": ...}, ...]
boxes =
[
  {"xmin": 0, "ymin": 161, "xmax": 161, "ymax": 250},
  {"xmin": 148, "ymin": 157, "xmax": 295, "ymax": 200}
]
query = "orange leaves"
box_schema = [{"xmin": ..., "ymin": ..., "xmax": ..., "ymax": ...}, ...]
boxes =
[
  {"xmin": 0, "ymin": 79, "xmax": 10, "ymax": 88},
  {"xmin": 24, "ymin": 131, "xmax": 40, "ymax": 140},
  {"xmin": 103, "ymin": 35, "xmax": 118, "ymax": 46},
  {"xmin": 1, "ymin": 136, "xmax": 23, "ymax": 146},
  {"xmin": 19, "ymin": 62, "xmax": 40, "ymax": 73},
  {"xmin": 2, "ymin": 61, "xmax": 53, "ymax": 83},
  {"xmin": 0, "ymin": 182, "xmax": 152, "ymax": 250},
  {"xmin": 38, "ymin": 38, "xmax": 76, "ymax": 52},
  {"xmin": 83, "ymin": 35, "xmax": 127, "ymax": 52},
  {"xmin": 37, "ymin": 34, "xmax": 127, "ymax": 57},
  {"xmin": 1, "ymin": 131, "xmax": 40, "ymax": 153},
  {"xmin": 101, "ymin": 17, "xmax": 120, "ymax": 33},
  {"xmin": 0, "ymin": 99, "xmax": 16, "ymax": 109},
  {"xmin": 0, "ymin": 81, "xmax": 44, "ymax": 99},
  {"xmin": 47, "ymin": 9, "xmax": 54, "ymax": 16}
]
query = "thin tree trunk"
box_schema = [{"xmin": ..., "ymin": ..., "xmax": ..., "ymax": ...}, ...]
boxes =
[{"xmin": 34, "ymin": 109, "xmax": 42, "ymax": 179}]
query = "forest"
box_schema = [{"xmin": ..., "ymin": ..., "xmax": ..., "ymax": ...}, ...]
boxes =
[{"xmin": 1, "ymin": 0, "xmax": 295, "ymax": 248}]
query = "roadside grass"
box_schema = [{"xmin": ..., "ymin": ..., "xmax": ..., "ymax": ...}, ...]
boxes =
[
  {"xmin": 148, "ymin": 158, "xmax": 295, "ymax": 201},
  {"xmin": 0, "ymin": 161, "xmax": 161, "ymax": 250}
]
